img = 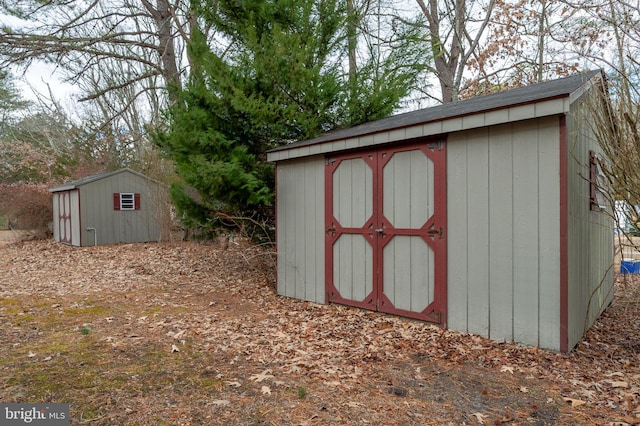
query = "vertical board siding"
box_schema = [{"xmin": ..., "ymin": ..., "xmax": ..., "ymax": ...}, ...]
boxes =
[
  {"xmin": 566, "ymin": 97, "xmax": 614, "ymax": 350},
  {"xmin": 294, "ymin": 160, "xmax": 307, "ymax": 299},
  {"xmin": 447, "ymin": 140, "xmax": 469, "ymax": 332},
  {"xmin": 512, "ymin": 120, "xmax": 540, "ymax": 346},
  {"xmin": 465, "ymin": 128, "xmax": 490, "ymax": 337},
  {"xmin": 447, "ymin": 117, "xmax": 561, "ymax": 350},
  {"xmin": 276, "ymin": 156, "xmax": 325, "ymax": 304},
  {"xmin": 333, "ymin": 158, "xmax": 372, "ymax": 228},
  {"xmin": 383, "ymin": 235, "xmax": 433, "ymax": 311},
  {"xmin": 334, "ymin": 234, "xmax": 372, "ymax": 300},
  {"xmin": 383, "ymin": 150, "xmax": 434, "ymax": 228},
  {"xmin": 488, "ymin": 124, "xmax": 514, "ymax": 342},
  {"xmin": 304, "ymin": 158, "xmax": 322, "ymax": 302},
  {"xmin": 79, "ymin": 171, "xmax": 163, "ymax": 246},
  {"xmin": 537, "ymin": 121, "xmax": 562, "ymax": 350}
]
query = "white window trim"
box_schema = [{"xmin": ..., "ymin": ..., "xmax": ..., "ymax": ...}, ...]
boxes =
[{"xmin": 120, "ymin": 193, "xmax": 135, "ymax": 210}]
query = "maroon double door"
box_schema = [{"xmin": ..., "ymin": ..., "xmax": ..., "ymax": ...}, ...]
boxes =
[{"xmin": 324, "ymin": 139, "xmax": 447, "ymax": 324}]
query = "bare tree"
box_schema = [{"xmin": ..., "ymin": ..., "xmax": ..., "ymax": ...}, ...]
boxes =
[
  {"xmin": 413, "ymin": 0, "xmax": 496, "ymax": 103},
  {"xmin": 574, "ymin": 0, "xmax": 640, "ymax": 267},
  {"xmin": 463, "ymin": 0, "xmax": 584, "ymax": 95},
  {"xmin": 0, "ymin": 0, "xmax": 194, "ymax": 144}
]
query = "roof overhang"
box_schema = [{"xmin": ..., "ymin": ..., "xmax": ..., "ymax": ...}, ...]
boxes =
[
  {"xmin": 267, "ymin": 70, "xmax": 604, "ymax": 163},
  {"xmin": 49, "ymin": 168, "xmax": 164, "ymax": 193}
]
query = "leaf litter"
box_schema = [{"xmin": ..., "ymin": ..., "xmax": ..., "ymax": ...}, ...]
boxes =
[{"xmin": 0, "ymin": 240, "xmax": 639, "ymax": 425}]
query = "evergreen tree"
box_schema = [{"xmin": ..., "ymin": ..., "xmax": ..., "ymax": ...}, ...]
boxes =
[
  {"xmin": 155, "ymin": 0, "xmax": 427, "ymax": 240},
  {"xmin": 0, "ymin": 70, "xmax": 30, "ymax": 134}
]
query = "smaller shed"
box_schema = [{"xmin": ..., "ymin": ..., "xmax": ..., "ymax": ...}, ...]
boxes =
[
  {"xmin": 267, "ymin": 70, "xmax": 614, "ymax": 352},
  {"xmin": 49, "ymin": 168, "xmax": 168, "ymax": 246}
]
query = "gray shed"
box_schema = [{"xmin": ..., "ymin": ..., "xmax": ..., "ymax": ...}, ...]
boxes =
[
  {"xmin": 49, "ymin": 168, "xmax": 168, "ymax": 246},
  {"xmin": 267, "ymin": 70, "xmax": 614, "ymax": 352}
]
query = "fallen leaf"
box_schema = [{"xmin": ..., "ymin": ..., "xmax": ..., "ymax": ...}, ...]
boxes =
[
  {"xmin": 250, "ymin": 369, "xmax": 274, "ymax": 382},
  {"xmin": 224, "ymin": 381, "xmax": 241, "ymax": 387},
  {"xmin": 500, "ymin": 365, "xmax": 514, "ymax": 374},
  {"xmin": 519, "ymin": 386, "xmax": 529, "ymax": 393},
  {"xmin": 604, "ymin": 380, "xmax": 629, "ymax": 388},
  {"xmin": 167, "ymin": 329, "xmax": 186, "ymax": 340},
  {"xmin": 580, "ymin": 389, "xmax": 596, "ymax": 399},
  {"xmin": 27, "ymin": 351, "xmax": 36, "ymax": 358},
  {"xmin": 613, "ymin": 416, "xmax": 638, "ymax": 425},
  {"xmin": 171, "ymin": 344, "xmax": 180, "ymax": 353},
  {"xmin": 210, "ymin": 400, "xmax": 230, "ymax": 406},
  {"xmin": 472, "ymin": 412, "xmax": 486, "ymax": 424},
  {"xmin": 261, "ymin": 385, "xmax": 271, "ymax": 395},
  {"xmin": 563, "ymin": 397, "xmax": 586, "ymax": 407}
]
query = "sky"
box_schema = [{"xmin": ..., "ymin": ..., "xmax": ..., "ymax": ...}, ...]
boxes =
[{"xmin": 14, "ymin": 61, "xmax": 77, "ymax": 101}]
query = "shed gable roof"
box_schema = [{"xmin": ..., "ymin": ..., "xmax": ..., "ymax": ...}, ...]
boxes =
[
  {"xmin": 48, "ymin": 168, "xmax": 154, "ymax": 193},
  {"xmin": 267, "ymin": 69, "xmax": 603, "ymax": 162}
]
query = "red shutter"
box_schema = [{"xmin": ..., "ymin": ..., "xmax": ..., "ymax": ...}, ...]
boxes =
[
  {"xmin": 134, "ymin": 193, "xmax": 141, "ymax": 210},
  {"xmin": 113, "ymin": 193, "xmax": 120, "ymax": 210},
  {"xmin": 589, "ymin": 150, "xmax": 597, "ymax": 210}
]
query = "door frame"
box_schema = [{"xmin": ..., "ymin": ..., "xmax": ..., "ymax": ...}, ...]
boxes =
[
  {"xmin": 56, "ymin": 190, "xmax": 73, "ymax": 244},
  {"xmin": 324, "ymin": 138, "xmax": 447, "ymax": 325}
]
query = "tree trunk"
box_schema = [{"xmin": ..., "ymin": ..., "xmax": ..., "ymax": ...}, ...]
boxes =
[
  {"xmin": 142, "ymin": 0, "xmax": 181, "ymax": 104},
  {"xmin": 347, "ymin": 0, "xmax": 358, "ymax": 101}
]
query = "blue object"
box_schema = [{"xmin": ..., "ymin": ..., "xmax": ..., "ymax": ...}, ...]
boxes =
[{"xmin": 621, "ymin": 259, "xmax": 640, "ymax": 274}]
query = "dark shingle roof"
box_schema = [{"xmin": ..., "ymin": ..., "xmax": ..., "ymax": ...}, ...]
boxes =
[{"xmin": 269, "ymin": 69, "xmax": 603, "ymax": 153}]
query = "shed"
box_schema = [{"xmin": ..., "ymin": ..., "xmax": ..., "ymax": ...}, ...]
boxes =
[
  {"xmin": 267, "ymin": 70, "xmax": 614, "ymax": 352},
  {"xmin": 49, "ymin": 168, "xmax": 168, "ymax": 246}
]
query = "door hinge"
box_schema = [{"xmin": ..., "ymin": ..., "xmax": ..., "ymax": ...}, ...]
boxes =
[{"xmin": 427, "ymin": 141, "xmax": 444, "ymax": 151}]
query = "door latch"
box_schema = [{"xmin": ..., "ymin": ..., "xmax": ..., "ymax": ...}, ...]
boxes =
[{"xmin": 426, "ymin": 226, "xmax": 444, "ymax": 239}]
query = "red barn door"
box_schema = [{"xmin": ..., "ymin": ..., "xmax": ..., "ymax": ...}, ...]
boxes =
[
  {"xmin": 325, "ymin": 140, "xmax": 447, "ymax": 324},
  {"xmin": 57, "ymin": 190, "xmax": 73, "ymax": 244}
]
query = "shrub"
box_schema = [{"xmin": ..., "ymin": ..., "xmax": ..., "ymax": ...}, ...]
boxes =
[{"xmin": 0, "ymin": 184, "xmax": 52, "ymax": 233}]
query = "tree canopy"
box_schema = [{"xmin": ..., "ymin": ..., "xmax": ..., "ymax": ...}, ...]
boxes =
[
  {"xmin": 154, "ymin": 0, "xmax": 428, "ymax": 238},
  {"xmin": 2, "ymin": 0, "xmax": 640, "ymax": 240}
]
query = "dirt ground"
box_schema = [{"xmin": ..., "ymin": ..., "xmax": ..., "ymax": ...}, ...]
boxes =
[
  {"xmin": 0, "ymin": 229, "xmax": 44, "ymax": 246},
  {"xmin": 0, "ymin": 239, "xmax": 639, "ymax": 425}
]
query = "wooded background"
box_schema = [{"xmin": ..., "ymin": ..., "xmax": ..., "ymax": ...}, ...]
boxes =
[{"xmin": 0, "ymin": 0, "xmax": 637, "ymax": 238}]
